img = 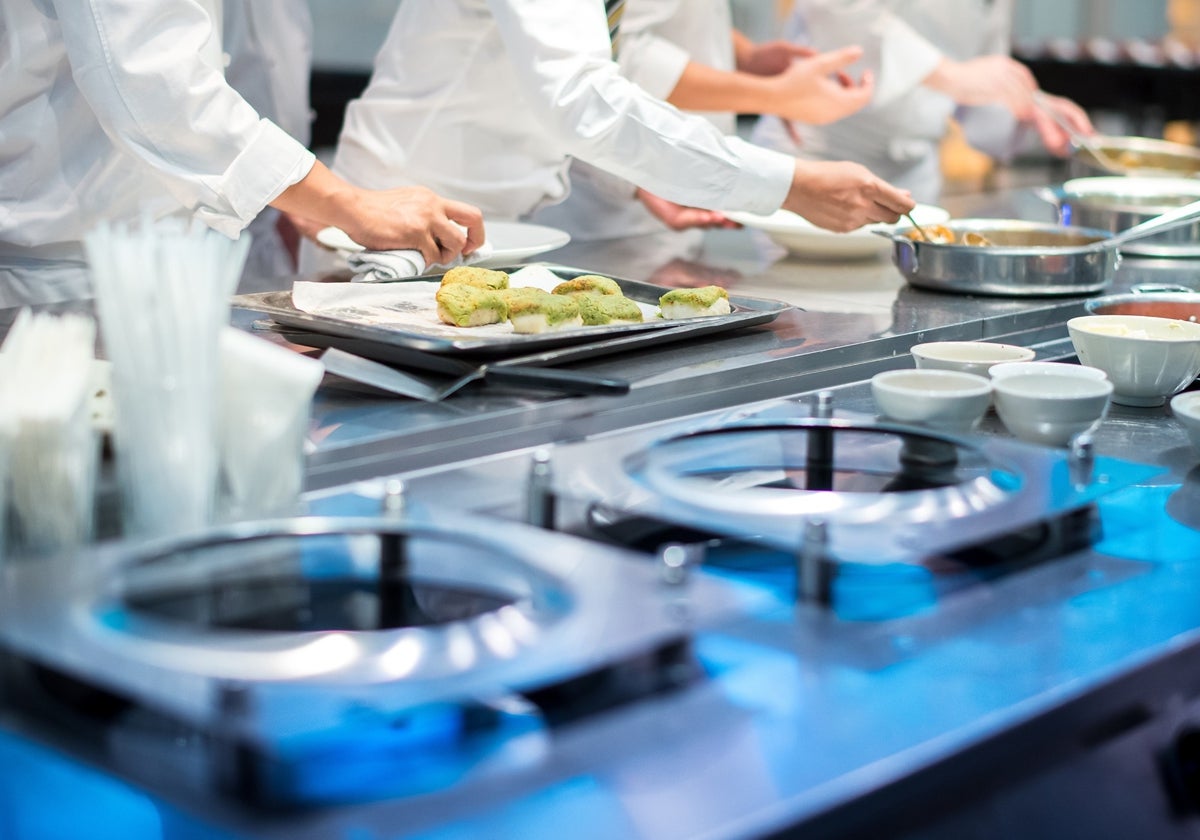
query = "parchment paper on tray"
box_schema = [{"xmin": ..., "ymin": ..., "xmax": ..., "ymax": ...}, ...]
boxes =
[{"xmin": 291, "ymin": 265, "xmax": 661, "ymax": 338}]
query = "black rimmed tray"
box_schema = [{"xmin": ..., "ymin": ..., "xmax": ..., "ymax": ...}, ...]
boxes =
[{"xmin": 232, "ymin": 264, "xmax": 791, "ymax": 361}]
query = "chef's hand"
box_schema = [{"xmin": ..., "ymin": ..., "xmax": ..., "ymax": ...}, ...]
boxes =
[
  {"xmin": 1029, "ymin": 93, "xmax": 1095, "ymax": 156},
  {"xmin": 338, "ymin": 186, "xmax": 485, "ymax": 266},
  {"xmin": 635, "ymin": 189, "xmax": 739, "ymax": 231},
  {"xmin": 783, "ymin": 159, "xmax": 913, "ymax": 232},
  {"xmin": 768, "ymin": 47, "xmax": 874, "ymax": 125},
  {"xmin": 736, "ymin": 39, "xmax": 816, "ymax": 77},
  {"xmin": 272, "ymin": 161, "xmax": 486, "ymax": 265},
  {"xmin": 924, "ymin": 55, "xmax": 1039, "ymax": 120}
]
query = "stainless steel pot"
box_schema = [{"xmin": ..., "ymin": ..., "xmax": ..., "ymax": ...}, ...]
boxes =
[
  {"xmin": 888, "ymin": 220, "xmax": 1118, "ymax": 297},
  {"xmin": 1068, "ymin": 135, "xmax": 1200, "ymax": 180},
  {"xmin": 1042, "ymin": 177, "xmax": 1200, "ymax": 258}
]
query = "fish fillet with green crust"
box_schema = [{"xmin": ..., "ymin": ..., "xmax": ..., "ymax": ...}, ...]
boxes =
[
  {"xmin": 575, "ymin": 293, "xmax": 644, "ymax": 326},
  {"xmin": 435, "ymin": 284, "xmax": 509, "ymax": 327},
  {"xmin": 552, "ymin": 275, "xmax": 622, "ymax": 296},
  {"xmin": 439, "ymin": 266, "xmax": 510, "ymax": 290},
  {"xmin": 659, "ymin": 286, "xmax": 731, "ymax": 319},
  {"xmin": 507, "ymin": 291, "xmax": 583, "ymax": 334}
]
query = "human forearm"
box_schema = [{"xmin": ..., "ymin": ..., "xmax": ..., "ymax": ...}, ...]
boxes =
[
  {"xmin": 670, "ymin": 47, "xmax": 872, "ymax": 126},
  {"xmin": 269, "ymin": 160, "xmax": 358, "ymax": 231},
  {"xmin": 666, "ymin": 61, "xmax": 776, "ymax": 115}
]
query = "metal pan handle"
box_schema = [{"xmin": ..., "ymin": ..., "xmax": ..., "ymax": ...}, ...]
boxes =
[
  {"xmin": 893, "ymin": 237, "xmax": 919, "ymax": 273},
  {"xmin": 874, "ymin": 227, "xmax": 918, "ymax": 272}
]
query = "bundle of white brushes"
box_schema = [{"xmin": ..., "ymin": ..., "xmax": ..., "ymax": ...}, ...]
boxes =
[
  {"xmin": 0, "ymin": 310, "xmax": 100, "ymax": 556},
  {"xmin": 86, "ymin": 217, "xmax": 250, "ymax": 538}
]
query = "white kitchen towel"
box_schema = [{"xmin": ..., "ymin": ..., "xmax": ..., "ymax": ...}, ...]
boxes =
[
  {"xmin": 349, "ymin": 241, "xmax": 495, "ymax": 281},
  {"xmin": 317, "ymin": 226, "xmax": 494, "ymax": 282}
]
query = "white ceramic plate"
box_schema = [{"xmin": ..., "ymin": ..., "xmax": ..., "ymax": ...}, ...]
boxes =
[
  {"xmin": 727, "ymin": 203, "xmax": 951, "ymax": 260},
  {"xmin": 316, "ymin": 221, "xmax": 571, "ymax": 266}
]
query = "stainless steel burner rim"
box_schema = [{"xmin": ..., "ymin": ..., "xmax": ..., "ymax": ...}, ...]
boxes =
[
  {"xmin": 72, "ymin": 515, "xmax": 578, "ymax": 685},
  {"xmin": 625, "ymin": 418, "xmax": 1023, "ymax": 523},
  {"xmin": 0, "ymin": 509, "xmax": 761, "ymax": 742}
]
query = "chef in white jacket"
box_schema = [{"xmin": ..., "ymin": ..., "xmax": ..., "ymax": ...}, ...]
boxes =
[
  {"xmin": 534, "ymin": 0, "xmax": 877, "ymax": 241},
  {"xmin": 223, "ymin": 0, "xmax": 315, "ymax": 284},
  {"xmin": 752, "ymin": 0, "xmax": 1093, "ymax": 203},
  {"xmin": 0, "ymin": 0, "xmax": 484, "ymax": 307},
  {"xmin": 329, "ymin": 0, "xmax": 913, "ymax": 249}
]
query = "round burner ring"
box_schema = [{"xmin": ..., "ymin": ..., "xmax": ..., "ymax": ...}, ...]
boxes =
[
  {"xmin": 625, "ymin": 418, "xmax": 1024, "ymax": 525},
  {"xmin": 80, "ymin": 516, "xmax": 575, "ymax": 685}
]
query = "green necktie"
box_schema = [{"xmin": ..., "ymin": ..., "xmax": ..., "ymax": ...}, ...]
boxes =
[{"xmin": 606, "ymin": 0, "xmax": 625, "ymax": 57}]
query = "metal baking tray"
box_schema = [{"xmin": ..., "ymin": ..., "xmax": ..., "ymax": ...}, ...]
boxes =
[{"xmin": 232, "ymin": 265, "xmax": 791, "ymax": 359}]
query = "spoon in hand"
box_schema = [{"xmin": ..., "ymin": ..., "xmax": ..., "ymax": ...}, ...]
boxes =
[{"xmin": 904, "ymin": 212, "xmax": 931, "ymax": 242}]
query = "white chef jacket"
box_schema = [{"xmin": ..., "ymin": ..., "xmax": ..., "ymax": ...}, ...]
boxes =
[
  {"xmin": 0, "ymin": 0, "xmax": 315, "ymax": 301},
  {"xmin": 750, "ymin": 0, "xmax": 1016, "ymax": 203},
  {"xmin": 332, "ymin": 0, "xmax": 795, "ymax": 224},
  {"xmin": 223, "ymin": 0, "xmax": 315, "ymax": 286},
  {"xmin": 224, "ymin": 0, "xmax": 313, "ymax": 147},
  {"xmin": 532, "ymin": 0, "xmax": 740, "ymax": 240}
]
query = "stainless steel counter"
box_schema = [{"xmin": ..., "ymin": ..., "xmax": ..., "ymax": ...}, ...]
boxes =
[
  {"xmin": 6, "ymin": 182, "xmax": 1200, "ymax": 840},
  {"xmin": 275, "ymin": 185, "xmax": 1200, "ymax": 490}
]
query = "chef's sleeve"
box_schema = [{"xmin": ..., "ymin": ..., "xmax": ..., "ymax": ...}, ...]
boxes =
[
  {"xmin": 614, "ymin": 0, "xmax": 691, "ymax": 100},
  {"xmin": 574, "ymin": 0, "xmax": 689, "ymax": 204},
  {"xmin": 485, "ymin": 0, "xmax": 793, "ymax": 216},
  {"xmin": 54, "ymin": 0, "xmax": 315, "ymax": 237}
]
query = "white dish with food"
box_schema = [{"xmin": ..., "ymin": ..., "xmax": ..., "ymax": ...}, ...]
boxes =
[
  {"xmin": 992, "ymin": 372, "xmax": 1113, "ymax": 447},
  {"xmin": 910, "ymin": 341, "xmax": 1036, "ymax": 377},
  {"xmin": 870, "ymin": 369, "xmax": 992, "ymax": 433},
  {"xmin": 316, "ymin": 221, "xmax": 571, "ymax": 267},
  {"xmin": 727, "ymin": 203, "xmax": 950, "ymax": 260},
  {"xmin": 1068, "ymin": 314, "xmax": 1200, "ymax": 407},
  {"xmin": 988, "ymin": 361, "xmax": 1108, "ymax": 382}
]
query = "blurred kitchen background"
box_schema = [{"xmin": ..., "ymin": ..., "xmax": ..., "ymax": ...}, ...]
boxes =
[
  {"xmin": 304, "ymin": 0, "xmax": 1200, "ymax": 192},
  {"xmin": 307, "ymin": 0, "xmax": 1179, "ymax": 71}
]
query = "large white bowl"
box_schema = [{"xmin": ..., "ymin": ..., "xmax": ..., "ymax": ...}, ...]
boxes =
[
  {"xmin": 1171, "ymin": 391, "xmax": 1200, "ymax": 453},
  {"xmin": 911, "ymin": 341, "xmax": 1036, "ymax": 377},
  {"xmin": 988, "ymin": 361, "xmax": 1108, "ymax": 382},
  {"xmin": 727, "ymin": 203, "xmax": 950, "ymax": 260},
  {"xmin": 992, "ymin": 372, "xmax": 1113, "ymax": 447},
  {"xmin": 871, "ymin": 369, "xmax": 992, "ymax": 433},
  {"xmin": 1068, "ymin": 314, "xmax": 1200, "ymax": 407}
]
